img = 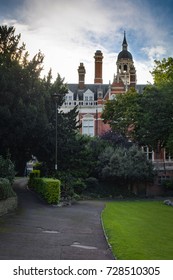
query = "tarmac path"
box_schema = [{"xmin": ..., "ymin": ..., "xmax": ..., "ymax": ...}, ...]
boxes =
[{"xmin": 0, "ymin": 178, "xmax": 114, "ymax": 260}]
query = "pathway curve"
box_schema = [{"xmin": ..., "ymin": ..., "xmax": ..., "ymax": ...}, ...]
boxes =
[{"xmin": 0, "ymin": 178, "xmax": 114, "ymax": 260}]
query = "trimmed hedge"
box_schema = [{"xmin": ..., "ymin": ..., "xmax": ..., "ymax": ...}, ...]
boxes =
[
  {"xmin": 0, "ymin": 178, "xmax": 16, "ymax": 200},
  {"xmin": 29, "ymin": 177, "xmax": 61, "ymax": 204}
]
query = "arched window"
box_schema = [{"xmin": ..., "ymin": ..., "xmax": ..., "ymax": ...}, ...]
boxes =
[{"xmin": 124, "ymin": 64, "xmax": 127, "ymax": 72}]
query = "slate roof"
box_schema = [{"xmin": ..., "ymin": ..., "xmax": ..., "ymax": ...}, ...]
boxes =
[
  {"xmin": 67, "ymin": 83, "xmax": 147, "ymax": 100},
  {"xmin": 67, "ymin": 83, "xmax": 109, "ymax": 100}
]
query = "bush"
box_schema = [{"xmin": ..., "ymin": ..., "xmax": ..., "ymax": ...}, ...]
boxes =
[
  {"xmin": 33, "ymin": 162, "xmax": 48, "ymax": 177},
  {"xmin": 162, "ymin": 179, "xmax": 173, "ymax": 190},
  {"xmin": 85, "ymin": 177, "xmax": 99, "ymax": 193},
  {"xmin": 0, "ymin": 178, "xmax": 16, "ymax": 200},
  {"xmin": 29, "ymin": 177, "xmax": 61, "ymax": 204},
  {"xmin": 73, "ymin": 178, "xmax": 86, "ymax": 194},
  {"xmin": 0, "ymin": 155, "xmax": 15, "ymax": 184},
  {"xmin": 29, "ymin": 169, "xmax": 40, "ymax": 179}
]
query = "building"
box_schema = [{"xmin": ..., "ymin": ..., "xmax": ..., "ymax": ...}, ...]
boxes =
[
  {"xmin": 62, "ymin": 32, "xmax": 141, "ymax": 136},
  {"xmin": 61, "ymin": 32, "xmax": 173, "ymax": 193}
]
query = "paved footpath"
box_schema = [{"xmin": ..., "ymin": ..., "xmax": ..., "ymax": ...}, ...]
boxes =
[{"xmin": 0, "ymin": 178, "xmax": 114, "ymax": 260}]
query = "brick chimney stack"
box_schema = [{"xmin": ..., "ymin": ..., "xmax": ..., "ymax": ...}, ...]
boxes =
[
  {"xmin": 78, "ymin": 62, "xmax": 86, "ymax": 89},
  {"xmin": 94, "ymin": 50, "xmax": 103, "ymax": 84}
]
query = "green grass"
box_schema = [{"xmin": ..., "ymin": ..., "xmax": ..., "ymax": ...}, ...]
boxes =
[{"xmin": 102, "ymin": 200, "xmax": 173, "ymax": 260}]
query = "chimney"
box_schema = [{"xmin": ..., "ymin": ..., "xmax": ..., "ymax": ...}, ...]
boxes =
[
  {"xmin": 78, "ymin": 62, "xmax": 86, "ymax": 89},
  {"xmin": 94, "ymin": 50, "xmax": 103, "ymax": 84}
]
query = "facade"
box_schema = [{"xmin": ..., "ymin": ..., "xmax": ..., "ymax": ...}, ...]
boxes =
[
  {"xmin": 62, "ymin": 32, "xmax": 140, "ymax": 137},
  {"xmin": 61, "ymin": 32, "xmax": 173, "ymax": 192}
]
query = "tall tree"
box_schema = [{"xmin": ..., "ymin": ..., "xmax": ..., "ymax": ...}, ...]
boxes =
[
  {"xmin": 0, "ymin": 26, "xmax": 79, "ymax": 174},
  {"xmin": 102, "ymin": 85, "xmax": 173, "ymax": 153}
]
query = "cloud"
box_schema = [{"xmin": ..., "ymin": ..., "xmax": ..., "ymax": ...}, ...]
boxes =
[
  {"xmin": 142, "ymin": 46, "xmax": 167, "ymax": 61},
  {"xmin": 1, "ymin": 0, "xmax": 172, "ymax": 84}
]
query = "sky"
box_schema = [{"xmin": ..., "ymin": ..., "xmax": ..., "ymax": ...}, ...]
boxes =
[{"xmin": 0, "ymin": 0, "xmax": 173, "ymax": 85}]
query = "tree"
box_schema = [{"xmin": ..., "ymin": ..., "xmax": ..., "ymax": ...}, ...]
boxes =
[
  {"xmin": 151, "ymin": 58, "xmax": 173, "ymax": 155},
  {"xmin": 102, "ymin": 85, "xmax": 173, "ymax": 153},
  {"xmin": 102, "ymin": 88, "xmax": 140, "ymax": 138},
  {"xmin": 0, "ymin": 25, "xmax": 79, "ymax": 174},
  {"xmin": 97, "ymin": 145, "xmax": 154, "ymax": 196},
  {"xmin": 151, "ymin": 57, "xmax": 173, "ymax": 87}
]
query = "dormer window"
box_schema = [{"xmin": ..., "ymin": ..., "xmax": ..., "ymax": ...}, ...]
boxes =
[
  {"xmin": 66, "ymin": 90, "xmax": 74, "ymax": 101},
  {"xmin": 83, "ymin": 89, "xmax": 94, "ymax": 101}
]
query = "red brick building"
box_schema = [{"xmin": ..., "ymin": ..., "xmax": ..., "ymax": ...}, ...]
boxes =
[
  {"xmin": 61, "ymin": 32, "xmax": 173, "ymax": 193},
  {"xmin": 62, "ymin": 32, "xmax": 138, "ymax": 136}
]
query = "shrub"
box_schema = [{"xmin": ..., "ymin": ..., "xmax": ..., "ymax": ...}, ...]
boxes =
[
  {"xmin": 162, "ymin": 179, "xmax": 173, "ymax": 190},
  {"xmin": 73, "ymin": 178, "xmax": 86, "ymax": 194},
  {"xmin": 28, "ymin": 170, "xmax": 40, "ymax": 187},
  {"xmin": 29, "ymin": 170, "xmax": 40, "ymax": 179},
  {"xmin": 85, "ymin": 177, "xmax": 99, "ymax": 193},
  {"xmin": 0, "ymin": 178, "xmax": 16, "ymax": 200},
  {"xmin": 0, "ymin": 155, "xmax": 15, "ymax": 184},
  {"xmin": 33, "ymin": 162, "xmax": 48, "ymax": 177},
  {"xmin": 29, "ymin": 177, "xmax": 61, "ymax": 204}
]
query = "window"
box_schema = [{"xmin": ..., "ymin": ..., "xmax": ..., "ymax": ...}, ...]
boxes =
[
  {"xmin": 83, "ymin": 89, "xmax": 94, "ymax": 102},
  {"xmin": 82, "ymin": 114, "xmax": 94, "ymax": 136},
  {"xmin": 124, "ymin": 64, "xmax": 127, "ymax": 72},
  {"xmin": 165, "ymin": 150, "xmax": 173, "ymax": 161},
  {"xmin": 65, "ymin": 90, "xmax": 74, "ymax": 102},
  {"xmin": 142, "ymin": 146, "xmax": 153, "ymax": 160},
  {"xmin": 89, "ymin": 96, "xmax": 93, "ymax": 101}
]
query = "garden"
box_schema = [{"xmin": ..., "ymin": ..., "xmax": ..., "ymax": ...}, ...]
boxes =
[{"xmin": 102, "ymin": 200, "xmax": 173, "ymax": 260}]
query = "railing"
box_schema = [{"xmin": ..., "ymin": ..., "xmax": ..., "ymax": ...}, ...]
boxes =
[
  {"xmin": 62, "ymin": 101, "xmax": 98, "ymax": 108},
  {"xmin": 153, "ymin": 160, "xmax": 173, "ymax": 171}
]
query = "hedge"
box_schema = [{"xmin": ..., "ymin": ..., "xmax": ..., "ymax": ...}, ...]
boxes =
[
  {"xmin": 0, "ymin": 178, "xmax": 16, "ymax": 200},
  {"xmin": 29, "ymin": 177, "xmax": 61, "ymax": 204}
]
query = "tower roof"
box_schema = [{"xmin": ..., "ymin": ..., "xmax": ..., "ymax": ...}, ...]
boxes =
[{"xmin": 117, "ymin": 31, "xmax": 133, "ymax": 60}]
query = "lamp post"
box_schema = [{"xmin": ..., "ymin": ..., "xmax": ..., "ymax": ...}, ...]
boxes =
[{"xmin": 52, "ymin": 92, "xmax": 59, "ymax": 171}]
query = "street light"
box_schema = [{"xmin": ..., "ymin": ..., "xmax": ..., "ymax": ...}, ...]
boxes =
[{"xmin": 52, "ymin": 92, "xmax": 59, "ymax": 171}]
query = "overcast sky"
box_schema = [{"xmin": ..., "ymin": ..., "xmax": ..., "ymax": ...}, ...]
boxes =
[{"xmin": 1, "ymin": 0, "xmax": 173, "ymax": 84}]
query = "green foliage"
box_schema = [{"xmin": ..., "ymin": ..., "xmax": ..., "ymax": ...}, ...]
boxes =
[
  {"xmin": 0, "ymin": 154, "xmax": 15, "ymax": 184},
  {"xmin": 0, "ymin": 178, "xmax": 16, "ymax": 200},
  {"xmin": 97, "ymin": 145, "xmax": 154, "ymax": 196},
  {"xmin": 151, "ymin": 57, "xmax": 173, "ymax": 87},
  {"xmin": 162, "ymin": 179, "xmax": 173, "ymax": 190},
  {"xmin": 73, "ymin": 178, "xmax": 86, "ymax": 194},
  {"xmin": 0, "ymin": 25, "xmax": 81, "ymax": 175},
  {"xmin": 54, "ymin": 171, "xmax": 86, "ymax": 199},
  {"xmin": 102, "ymin": 84, "xmax": 173, "ymax": 152},
  {"xmin": 85, "ymin": 177, "xmax": 99, "ymax": 194},
  {"xmin": 28, "ymin": 170, "xmax": 40, "ymax": 188},
  {"xmin": 33, "ymin": 162, "xmax": 48, "ymax": 177},
  {"xmin": 29, "ymin": 177, "xmax": 61, "ymax": 204}
]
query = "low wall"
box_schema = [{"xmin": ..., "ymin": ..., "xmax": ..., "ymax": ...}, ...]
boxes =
[{"xmin": 0, "ymin": 196, "xmax": 18, "ymax": 216}]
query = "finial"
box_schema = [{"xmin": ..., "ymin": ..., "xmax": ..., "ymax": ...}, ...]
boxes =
[{"xmin": 122, "ymin": 30, "xmax": 128, "ymax": 50}]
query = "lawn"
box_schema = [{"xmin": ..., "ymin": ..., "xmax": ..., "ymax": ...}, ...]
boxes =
[{"xmin": 102, "ymin": 200, "xmax": 173, "ymax": 260}]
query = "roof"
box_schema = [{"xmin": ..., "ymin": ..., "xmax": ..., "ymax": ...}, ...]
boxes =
[
  {"xmin": 67, "ymin": 83, "xmax": 109, "ymax": 100},
  {"xmin": 67, "ymin": 83, "xmax": 147, "ymax": 100},
  {"xmin": 118, "ymin": 50, "xmax": 133, "ymax": 60}
]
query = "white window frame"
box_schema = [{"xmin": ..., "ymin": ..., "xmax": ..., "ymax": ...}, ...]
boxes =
[
  {"xmin": 142, "ymin": 146, "xmax": 154, "ymax": 161},
  {"xmin": 82, "ymin": 114, "xmax": 94, "ymax": 137},
  {"xmin": 83, "ymin": 89, "xmax": 94, "ymax": 102}
]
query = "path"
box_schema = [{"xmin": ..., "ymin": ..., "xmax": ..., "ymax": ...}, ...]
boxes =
[{"xmin": 0, "ymin": 178, "xmax": 114, "ymax": 260}]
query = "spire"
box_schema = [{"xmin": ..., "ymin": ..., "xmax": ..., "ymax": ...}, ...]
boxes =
[{"xmin": 122, "ymin": 31, "xmax": 128, "ymax": 51}]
